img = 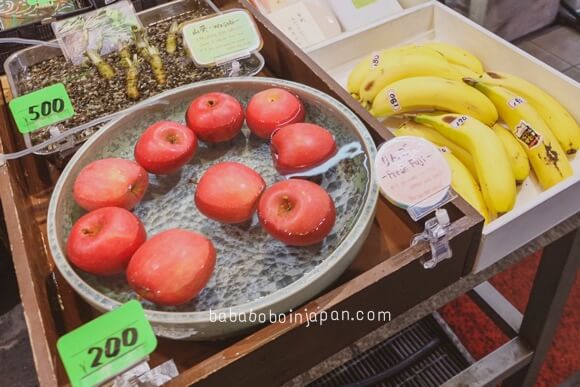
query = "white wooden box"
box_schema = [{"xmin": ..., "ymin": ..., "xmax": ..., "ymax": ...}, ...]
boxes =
[{"xmin": 307, "ymin": 1, "xmax": 580, "ymax": 272}]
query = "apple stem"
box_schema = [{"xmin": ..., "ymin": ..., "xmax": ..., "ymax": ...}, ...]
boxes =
[{"xmin": 189, "ymin": 178, "xmax": 199, "ymax": 185}]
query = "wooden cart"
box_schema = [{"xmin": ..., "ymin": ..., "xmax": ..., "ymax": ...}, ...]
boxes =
[{"xmin": 0, "ymin": 1, "xmax": 577, "ymax": 386}]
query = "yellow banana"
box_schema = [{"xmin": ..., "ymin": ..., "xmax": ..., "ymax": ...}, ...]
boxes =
[
  {"xmin": 450, "ymin": 64, "xmax": 482, "ymax": 79},
  {"xmin": 370, "ymin": 77, "xmax": 498, "ymax": 126},
  {"xmin": 347, "ymin": 46, "xmax": 429, "ymax": 95},
  {"xmin": 482, "ymin": 71, "xmax": 580, "ymax": 154},
  {"xmin": 420, "ymin": 41, "xmax": 484, "ymax": 73},
  {"xmin": 492, "ymin": 123, "xmax": 530, "ymax": 184},
  {"xmin": 466, "ymin": 79, "xmax": 573, "ymax": 190},
  {"xmin": 358, "ymin": 47, "xmax": 459, "ymax": 105},
  {"xmin": 438, "ymin": 147, "xmax": 491, "ymax": 223},
  {"xmin": 414, "ymin": 112, "xmax": 516, "ymax": 214},
  {"xmin": 395, "ymin": 121, "xmax": 478, "ymax": 179}
]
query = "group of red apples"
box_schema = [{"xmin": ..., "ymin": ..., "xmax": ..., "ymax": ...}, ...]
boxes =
[{"xmin": 66, "ymin": 88, "xmax": 338, "ymax": 306}]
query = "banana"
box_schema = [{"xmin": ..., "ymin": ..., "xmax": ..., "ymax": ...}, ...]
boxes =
[
  {"xmin": 358, "ymin": 47, "xmax": 459, "ymax": 105},
  {"xmin": 466, "ymin": 79, "xmax": 573, "ymax": 190},
  {"xmin": 420, "ymin": 41, "xmax": 484, "ymax": 73},
  {"xmin": 347, "ymin": 46, "xmax": 426, "ymax": 95},
  {"xmin": 492, "ymin": 123, "xmax": 530, "ymax": 184},
  {"xmin": 370, "ymin": 77, "xmax": 498, "ymax": 126},
  {"xmin": 414, "ymin": 112, "xmax": 516, "ymax": 214},
  {"xmin": 482, "ymin": 71, "xmax": 580, "ymax": 154},
  {"xmin": 438, "ymin": 147, "xmax": 491, "ymax": 223},
  {"xmin": 395, "ymin": 121, "xmax": 478, "ymax": 179},
  {"xmin": 450, "ymin": 64, "xmax": 482, "ymax": 79}
]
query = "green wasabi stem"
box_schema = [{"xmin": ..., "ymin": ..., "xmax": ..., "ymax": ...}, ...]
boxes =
[
  {"xmin": 165, "ymin": 21, "xmax": 179, "ymax": 54},
  {"xmin": 124, "ymin": 54, "xmax": 140, "ymax": 100},
  {"xmin": 85, "ymin": 49, "xmax": 115, "ymax": 79},
  {"xmin": 147, "ymin": 45, "xmax": 166, "ymax": 85},
  {"xmin": 118, "ymin": 43, "xmax": 132, "ymax": 68},
  {"xmin": 132, "ymin": 25, "xmax": 152, "ymax": 62}
]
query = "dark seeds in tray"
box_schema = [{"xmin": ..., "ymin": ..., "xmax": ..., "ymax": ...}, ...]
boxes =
[{"xmin": 17, "ymin": 3, "xmax": 250, "ymax": 152}]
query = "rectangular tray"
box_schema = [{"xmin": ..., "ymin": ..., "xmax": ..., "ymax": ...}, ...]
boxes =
[
  {"xmin": 242, "ymin": 0, "xmax": 580, "ymax": 273},
  {"xmin": 0, "ymin": 35, "xmax": 483, "ymax": 387},
  {"xmin": 3, "ymin": 0, "xmax": 265, "ymax": 156}
]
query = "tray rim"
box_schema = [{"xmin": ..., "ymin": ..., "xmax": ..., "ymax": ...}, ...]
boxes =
[{"xmin": 46, "ymin": 76, "xmax": 380, "ymax": 324}]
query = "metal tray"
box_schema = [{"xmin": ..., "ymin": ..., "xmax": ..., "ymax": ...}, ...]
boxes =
[{"xmin": 3, "ymin": 0, "xmax": 265, "ymax": 156}]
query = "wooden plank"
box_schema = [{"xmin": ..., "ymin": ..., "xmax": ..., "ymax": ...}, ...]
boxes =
[{"xmin": 0, "ymin": 78, "xmax": 62, "ymax": 386}]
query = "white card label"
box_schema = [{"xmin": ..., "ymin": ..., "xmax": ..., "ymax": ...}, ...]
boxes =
[
  {"xmin": 267, "ymin": 2, "xmax": 326, "ymax": 48},
  {"xmin": 375, "ymin": 137, "xmax": 451, "ymax": 208}
]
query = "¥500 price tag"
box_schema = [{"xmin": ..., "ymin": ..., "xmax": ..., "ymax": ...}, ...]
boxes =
[
  {"xmin": 57, "ymin": 300, "xmax": 157, "ymax": 387},
  {"xmin": 9, "ymin": 83, "xmax": 75, "ymax": 134}
]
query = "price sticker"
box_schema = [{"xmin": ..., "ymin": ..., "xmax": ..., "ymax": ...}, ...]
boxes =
[
  {"xmin": 57, "ymin": 300, "xmax": 157, "ymax": 387},
  {"xmin": 182, "ymin": 9, "xmax": 262, "ymax": 66},
  {"xmin": 9, "ymin": 83, "xmax": 74, "ymax": 134}
]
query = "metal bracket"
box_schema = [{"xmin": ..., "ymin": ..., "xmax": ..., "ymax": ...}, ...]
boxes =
[{"xmin": 412, "ymin": 209, "xmax": 453, "ymax": 269}]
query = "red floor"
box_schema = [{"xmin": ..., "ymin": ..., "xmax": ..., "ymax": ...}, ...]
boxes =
[{"xmin": 439, "ymin": 252, "xmax": 580, "ymax": 386}]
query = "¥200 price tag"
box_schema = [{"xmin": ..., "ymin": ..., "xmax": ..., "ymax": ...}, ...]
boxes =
[
  {"xmin": 9, "ymin": 83, "xmax": 75, "ymax": 134},
  {"xmin": 57, "ymin": 300, "xmax": 157, "ymax": 387}
]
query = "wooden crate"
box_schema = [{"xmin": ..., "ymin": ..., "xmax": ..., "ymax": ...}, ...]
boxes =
[{"xmin": 0, "ymin": 2, "xmax": 483, "ymax": 385}]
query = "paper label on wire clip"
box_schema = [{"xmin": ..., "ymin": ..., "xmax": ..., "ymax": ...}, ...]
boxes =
[
  {"xmin": 182, "ymin": 9, "xmax": 262, "ymax": 66},
  {"xmin": 375, "ymin": 136, "xmax": 452, "ymax": 219}
]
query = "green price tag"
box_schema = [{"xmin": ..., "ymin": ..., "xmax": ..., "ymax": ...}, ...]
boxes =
[
  {"xmin": 9, "ymin": 83, "xmax": 74, "ymax": 134},
  {"xmin": 352, "ymin": 0, "xmax": 376, "ymax": 8},
  {"xmin": 57, "ymin": 301, "xmax": 157, "ymax": 387},
  {"xmin": 182, "ymin": 9, "xmax": 262, "ymax": 66}
]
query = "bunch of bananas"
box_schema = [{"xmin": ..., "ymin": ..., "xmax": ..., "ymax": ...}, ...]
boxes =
[{"xmin": 348, "ymin": 42, "xmax": 580, "ymax": 223}]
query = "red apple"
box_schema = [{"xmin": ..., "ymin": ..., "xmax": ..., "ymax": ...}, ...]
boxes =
[
  {"xmin": 195, "ymin": 162, "xmax": 266, "ymax": 223},
  {"xmin": 126, "ymin": 229, "xmax": 216, "ymax": 306},
  {"xmin": 73, "ymin": 158, "xmax": 149, "ymax": 211},
  {"xmin": 258, "ymin": 179, "xmax": 336, "ymax": 246},
  {"xmin": 66, "ymin": 207, "xmax": 146, "ymax": 276},
  {"xmin": 245, "ymin": 88, "xmax": 305, "ymax": 139},
  {"xmin": 134, "ymin": 121, "xmax": 197, "ymax": 175},
  {"xmin": 185, "ymin": 92, "xmax": 244, "ymax": 143},
  {"xmin": 271, "ymin": 123, "xmax": 337, "ymax": 173}
]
